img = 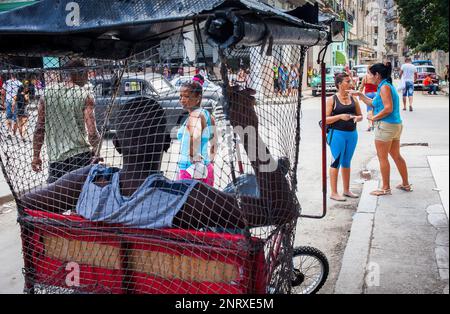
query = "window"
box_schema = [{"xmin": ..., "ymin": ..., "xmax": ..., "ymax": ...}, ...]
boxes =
[
  {"xmin": 93, "ymin": 81, "xmax": 114, "ymax": 97},
  {"xmin": 124, "ymin": 80, "xmax": 145, "ymax": 96},
  {"xmin": 374, "ymin": 39, "xmax": 378, "ymax": 46},
  {"xmin": 148, "ymin": 76, "xmax": 173, "ymax": 94},
  {"xmin": 417, "ymin": 67, "xmax": 436, "ymax": 73},
  {"xmin": 374, "ymin": 26, "xmax": 378, "ymax": 34}
]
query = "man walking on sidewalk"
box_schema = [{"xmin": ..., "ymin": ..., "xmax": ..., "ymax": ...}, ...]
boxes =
[
  {"xmin": 2, "ymin": 73, "xmax": 22, "ymax": 138},
  {"xmin": 31, "ymin": 59, "xmax": 101, "ymax": 183},
  {"xmin": 400, "ymin": 57, "xmax": 417, "ymax": 112}
]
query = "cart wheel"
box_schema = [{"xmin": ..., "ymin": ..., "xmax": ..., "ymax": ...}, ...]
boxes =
[{"xmin": 291, "ymin": 246, "xmax": 329, "ymax": 294}]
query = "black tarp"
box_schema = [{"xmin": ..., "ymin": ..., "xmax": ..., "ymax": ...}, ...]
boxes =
[{"xmin": 0, "ymin": 0, "xmax": 327, "ymax": 59}]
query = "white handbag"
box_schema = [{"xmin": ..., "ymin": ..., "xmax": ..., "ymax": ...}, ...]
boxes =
[
  {"xmin": 397, "ymin": 79, "xmax": 406, "ymax": 92},
  {"xmin": 186, "ymin": 162, "xmax": 209, "ymax": 179}
]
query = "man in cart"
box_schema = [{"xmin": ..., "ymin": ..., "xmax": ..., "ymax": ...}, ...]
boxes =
[{"xmin": 21, "ymin": 86, "xmax": 299, "ymax": 230}]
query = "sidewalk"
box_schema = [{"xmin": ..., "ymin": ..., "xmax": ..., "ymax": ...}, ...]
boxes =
[
  {"xmin": 0, "ymin": 172, "xmax": 14, "ymax": 205},
  {"xmin": 335, "ymin": 146, "xmax": 449, "ymax": 294}
]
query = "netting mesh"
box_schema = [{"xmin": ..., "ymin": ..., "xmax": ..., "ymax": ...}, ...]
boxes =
[{"xmin": 1, "ymin": 28, "xmax": 310, "ymax": 294}]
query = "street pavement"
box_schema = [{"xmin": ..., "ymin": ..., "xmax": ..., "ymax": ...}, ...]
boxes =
[
  {"xmin": 0, "ymin": 88, "xmax": 448, "ymax": 294},
  {"xmin": 335, "ymin": 92, "xmax": 449, "ymax": 294}
]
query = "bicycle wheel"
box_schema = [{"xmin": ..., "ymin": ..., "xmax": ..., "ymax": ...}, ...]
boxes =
[{"xmin": 291, "ymin": 246, "xmax": 329, "ymax": 294}]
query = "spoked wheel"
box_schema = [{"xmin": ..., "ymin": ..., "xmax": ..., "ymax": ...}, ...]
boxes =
[{"xmin": 291, "ymin": 246, "xmax": 329, "ymax": 294}]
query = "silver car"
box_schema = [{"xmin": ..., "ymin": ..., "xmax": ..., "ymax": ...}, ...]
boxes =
[{"xmin": 91, "ymin": 73, "xmax": 217, "ymax": 137}]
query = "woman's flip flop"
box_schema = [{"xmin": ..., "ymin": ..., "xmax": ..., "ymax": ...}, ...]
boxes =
[
  {"xmin": 330, "ymin": 195, "xmax": 347, "ymax": 202},
  {"xmin": 396, "ymin": 184, "xmax": 413, "ymax": 192},
  {"xmin": 344, "ymin": 192, "xmax": 360, "ymax": 199},
  {"xmin": 370, "ymin": 189, "xmax": 392, "ymax": 196}
]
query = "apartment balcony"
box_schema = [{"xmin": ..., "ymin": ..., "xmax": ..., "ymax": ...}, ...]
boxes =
[
  {"xmin": 386, "ymin": 38, "xmax": 399, "ymax": 45},
  {"xmin": 321, "ymin": 0, "xmax": 342, "ymax": 15},
  {"xmin": 344, "ymin": 9, "xmax": 354, "ymax": 25},
  {"xmin": 385, "ymin": 12, "xmax": 398, "ymax": 22},
  {"xmin": 386, "ymin": 23, "xmax": 397, "ymax": 32},
  {"xmin": 321, "ymin": 0, "xmax": 355, "ymax": 25}
]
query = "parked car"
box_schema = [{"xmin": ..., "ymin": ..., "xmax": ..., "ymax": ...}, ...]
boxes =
[
  {"xmin": 91, "ymin": 73, "xmax": 217, "ymax": 137},
  {"xmin": 310, "ymin": 66, "xmax": 345, "ymax": 96},
  {"xmin": 412, "ymin": 60, "xmax": 433, "ymax": 67},
  {"xmin": 353, "ymin": 65, "xmax": 369, "ymax": 87},
  {"xmin": 171, "ymin": 75, "xmax": 222, "ymax": 99},
  {"xmin": 172, "ymin": 76, "xmax": 221, "ymax": 91},
  {"xmin": 414, "ymin": 65, "xmax": 439, "ymax": 90}
]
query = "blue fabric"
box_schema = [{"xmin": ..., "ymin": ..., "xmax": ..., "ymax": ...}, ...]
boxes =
[
  {"xmin": 75, "ymin": 164, "xmax": 198, "ymax": 229},
  {"xmin": 177, "ymin": 108, "xmax": 213, "ymax": 170},
  {"xmin": 427, "ymin": 85, "xmax": 438, "ymax": 94},
  {"xmin": 373, "ymin": 79, "xmax": 402, "ymax": 124},
  {"xmin": 208, "ymin": 174, "xmax": 259, "ymax": 235},
  {"xmin": 223, "ymin": 174, "xmax": 260, "ymax": 197},
  {"xmin": 365, "ymin": 92, "xmax": 377, "ymax": 112},
  {"xmin": 328, "ymin": 129, "xmax": 358, "ymax": 169},
  {"xmin": 402, "ymin": 81, "xmax": 415, "ymax": 97},
  {"xmin": 5, "ymin": 100, "xmax": 16, "ymax": 121}
]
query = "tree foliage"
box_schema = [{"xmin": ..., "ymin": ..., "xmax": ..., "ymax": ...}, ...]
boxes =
[{"xmin": 395, "ymin": 0, "xmax": 449, "ymax": 53}]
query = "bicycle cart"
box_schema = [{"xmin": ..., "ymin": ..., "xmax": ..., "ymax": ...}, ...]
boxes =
[{"xmin": 0, "ymin": 0, "xmax": 341, "ymax": 294}]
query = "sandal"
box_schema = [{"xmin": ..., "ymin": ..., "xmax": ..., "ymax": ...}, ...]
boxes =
[
  {"xmin": 344, "ymin": 192, "xmax": 360, "ymax": 199},
  {"xmin": 396, "ymin": 184, "xmax": 413, "ymax": 192},
  {"xmin": 330, "ymin": 195, "xmax": 347, "ymax": 202},
  {"xmin": 370, "ymin": 189, "xmax": 392, "ymax": 196}
]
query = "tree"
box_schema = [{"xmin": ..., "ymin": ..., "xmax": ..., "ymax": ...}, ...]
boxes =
[{"xmin": 395, "ymin": 0, "xmax": 449, "ymax": 53}]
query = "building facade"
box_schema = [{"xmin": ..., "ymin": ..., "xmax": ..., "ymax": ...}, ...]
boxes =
[
  {"xmin": 345, "ymin": 0, "xmax": 386, "ymax": 66},
  {"xmin": 384, "ymin": 0, "xmax": 408, "ymax": 68}
]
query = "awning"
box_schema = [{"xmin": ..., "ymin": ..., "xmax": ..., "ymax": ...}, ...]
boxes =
[
  {"xmin": 0, "ymin": 1, "xmax": 36, "ymax": 13},
  {"xmin": 348, "ymin": 39, "xmax": 368, "ymax": 46},
  {"xmin": 358, "ymin": 46, "xmax": 376, "ymax": 54},
  {"xmin": 335, "ymin": 50, "xmax": 347, "ymax": 65},
  {"xmin": 0, "ymin": 0, "xmax": 328, "ymax": 59}
]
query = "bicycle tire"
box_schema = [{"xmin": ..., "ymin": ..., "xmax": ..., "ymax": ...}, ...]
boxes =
[{"xmin": 291, "ymin": 246, "xmax": 329, "ymax": 294}]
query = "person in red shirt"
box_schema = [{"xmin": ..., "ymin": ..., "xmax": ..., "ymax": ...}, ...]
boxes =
[
  {"xmin": 359, "ymin": 73, "xmax": 378, "ymax": 131},
  {"xmin": 423, "ymin": 75, "xmax": 437, "ymax": 95}
]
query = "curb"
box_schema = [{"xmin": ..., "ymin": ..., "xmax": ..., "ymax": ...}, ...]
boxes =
[
  {"xmin": 0, "ymin": 194, "xmax": 14, "ymax": 207},
  {"xmin": 334, "ymin": 179, "xmax": 379, "ymax": 294}
]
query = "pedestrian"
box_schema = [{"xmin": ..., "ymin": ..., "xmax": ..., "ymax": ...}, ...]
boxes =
[
  {"xmin": 31, "ymin": 59, "xmax": 101, "ymax": 183},
  {"xmin": 177, "ymin": 79, "xmax": 216, "ymax": 187},
  {"xmin": 307, "ymin": 66, "xmax": 314, "ymax": 87},
  {"xmin": 2, "ymin": 73, "xmax": 23, "ymax": 138},
  {"xmin": 163, "ymin": 66, "xmax": 171, "ymax": 80},
  {"xmin": 289, "ymin": 64, "xmax": 299, "ymax": 97},
  {"xmin": 325, "ymin": 73, "xmax": 363, "ymax": 202},
  {"xmin": 272, "ymin": 63, "xmax": 280, "ymax": 94},
  {"xmin": 199, "ymin": 67, "xmax": 208, "ymax": 80},
  {"xmin": 237, "ymin": 68, "xmax": 247, "ymax": 89},
  {"xmin": 178, "ymin": 66, "xmax": 184, "ymax": 77},
  {"xmin": 423, "ymin": 75, "xmax": 438, "ymax": 95},
  {"xmin": 444, "ymin": 65, "xmax": 449, "ymax": 83},
  {"xmin": 28, "ymin": 78, "xmax": 36, "ymax": 101},
  {"xmin": 35, "ymin": 78, "xmax": 44, "ymax": 98},
  {"xmin": 350, "ymin": 63, "xmax": 412, "ymax": 196},
  {"xmin": 279, "ymin": 64, "xmax": 289, "ymax": 96},
  {"xmin": 12, "ymin": 84, "xmax": 31, "ymax": 142},
  {"xmin": 399, "ymin": 57, "xmax": 417, "ymax": 111},
  {"xmin": 344, "ymin": 64, "xmax": 356, "ymax": 86},
  {"xmin": 359, "ymin": 72, "xmax": 378, "ymax": 132}
]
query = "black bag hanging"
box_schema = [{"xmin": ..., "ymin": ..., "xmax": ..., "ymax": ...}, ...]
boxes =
[{"xmin": 318, "ymin": 95, "xmax": 336, "ymax": 141}]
